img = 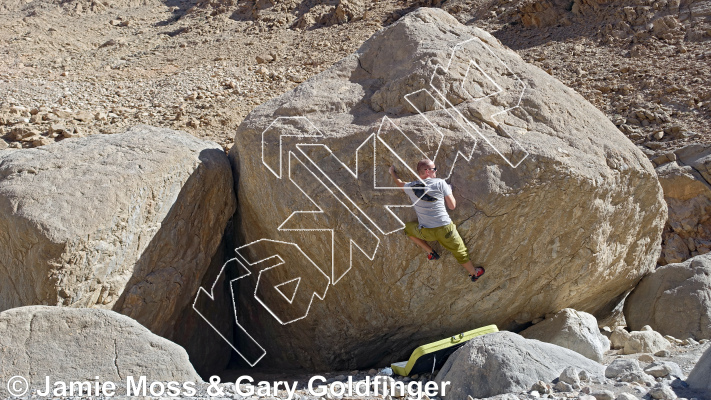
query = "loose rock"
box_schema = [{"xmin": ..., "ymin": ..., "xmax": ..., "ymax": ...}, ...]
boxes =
[
  {"xmin": 0, "ymin": 306, "xmax": 201, "ymax": 398},
  {"xmin": 624, "ymin": 254, "xmax": 711, "ymax": 340},
  {"xmin": 520, "ymin": 308, "xmax": 610, "ymax": 362},
  {"xmin": 435, "ymin": 332, "xmax": 604, "ymax": 398}
]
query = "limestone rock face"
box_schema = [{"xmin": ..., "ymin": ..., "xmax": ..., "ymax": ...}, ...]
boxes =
[
  {"xmin": 434, "ymin": 332, "xmax": 605, "ymax": 399},
  {"xmin": 624, "ymin": 254, "xmax": 711, "ymax": 340},
  {"xmin": 228, "ymin": 8, "xmax": 666, "ymax": 370},
  {"xmin": 0, "ymin": 306, "xmax": 201, "ymax": 398},
  {"xmin": 0, "ymin": 126, "xmax": 236, "ymax": 346},
  {"xmin": 656, "ymin": 144, "xmax": 711, "ymax": 265},
  {"xmin": 520, "ymin": 308, "xmax": 610, "ymax": 361}
]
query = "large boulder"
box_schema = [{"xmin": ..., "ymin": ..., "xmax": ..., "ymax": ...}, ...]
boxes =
[
  {"xmin": 228, "ymin": 8, "xmax": 666, "ymax": 369},
  {"xmin": 434, "ymin": 331, "xmax": 605, "ymax": 398},
  {"xmin": 624, "ymin": 254, "xmax": 711, "ymax": 340},
  {"xmin": 0, "ymin": 306, "xmax": 201, "ymax": 398},
  {"xmin": 686, "ymin": 344, "xmax": 711, "ymax": 393},
  {"xmin": 520, "ymin": 308, "xmax": 610, "ymax": 361},
  {"xmin": 0, "ymin": 125, "xmax": 236, "ymax": 371},
  {"xmin": 656, "ymin": 144, "xmax": 711, "ymax": 265}
]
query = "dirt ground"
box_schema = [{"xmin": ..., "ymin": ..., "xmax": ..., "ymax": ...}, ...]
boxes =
[{"xmin": 0, "ymin": 0, "xmax": 709, "ymax": 156}]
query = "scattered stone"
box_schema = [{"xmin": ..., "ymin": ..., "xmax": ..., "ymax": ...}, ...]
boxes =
[
  {"xmin": 333, "ymin": 0, "xmax": 366, "ymax": 24},
  {"xmin": 638, "ymin": 354, "xmax": 655, "ymax": 363},
  {"xmin": 644, "ymin": 362, "xmax": 683, "ymax": 379},
  {"xmin": 99, "ymin": 38, "xmax": 126, "ymax": 48},
  {"xmin": 655, "ymin": 350, "xmax": 671, "ymax": 357},
  {"xmin": 559, "ymin": 366, "xmax": 581, "ymax": 386},
  {"xmin": 649, "ymin": 384, "xmax": 677, "ymax": 400},
  {"xmin": 592, "ymin": 390, "xmax": 615, "ymax": 400},
  {"xmin": 665, "ymin": 335, "xmax": 684, "ymax": 345},
  {"xmin": 682, "ymin": 338, "xmax": 699, "ymax": 346},
  {"xmin": 0, "ymin": 138, "xmax": 7, "ymax": 150},
  {"xmin": 555, "ymin": 381, "xmax": 573, "ymax": 392},
  {"xmin": 256, "ymin": 65, "xmax": 270, "ymax": 76},
  {"xmin": 10, "ymin": 125, "xmax": 38, "ymax": 140},
  {"xmin": 531, "ymin": 381, "xmax": 553, "ymax": 394},
  {"xmin": 579, "ymin": 370, "xmax": 590, "ymax": 382},
  {"xmin": 31, "ymin": 136, "xmax": 53, "ymax": 147},
  {"xmin": 616, "ymin": 394, "xmax": 638, "ymax": 400},
  {"xmin": 256, "ymin": 54, "xmax": 274, "ymax": 64},
  {"xmin": 74, "ymin": 110, "xmax": 93, "ymax": 122},
  {"xmin": 611, "ymin": 327, "xmax": 632, "ymax": 350},
  {"xmin": 606, "ymin": 359, "xmax": 643, "ymax": 379}
]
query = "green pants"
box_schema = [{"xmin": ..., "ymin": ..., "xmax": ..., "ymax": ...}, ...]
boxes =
[{"xmin": 404, "ymin": 221, "xmax": 470, "ymax": 264}]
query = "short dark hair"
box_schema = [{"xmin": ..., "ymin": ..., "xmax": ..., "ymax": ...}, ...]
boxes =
[{"xmin": 417, "ymin": 159, "xmax": 433, "ymax": 174}]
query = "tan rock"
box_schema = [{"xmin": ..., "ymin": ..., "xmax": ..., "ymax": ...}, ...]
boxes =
[
  {"xmin": 0, "ymin": 125, "xmax": 236, "ymax": 368},
  {"xmin": 435, "ymin": 332, "xmax": 604, "ymax": 399},
  {"xmin": 624, "ymin": 254, "xmax": 711, "ymax": 340},
  {"xmin": 623, "ymin": 330, "xmax": 672, "ymax": 355},
  {"xmin": 610, "ymin": 327, "xmax": 632, "ymax": 349},
  {"xmin": 229, "ymin": 8, "xmax": 665, "ymax": 370},
  {"xmin": 520, "ymin": 308, "xmax": 610, "ymax": 361},
  {"xmin": 656, "ymin": 144, "xmax": 711, "ymax": 265},
  {"xmin": 0, "ymin": 306, "xmax": 201, "ymax": 398}
]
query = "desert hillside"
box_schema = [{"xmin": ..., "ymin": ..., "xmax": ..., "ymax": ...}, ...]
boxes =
[{"xmin": 1, "ymin": 0, "xmax": 709, "ymax": 155}]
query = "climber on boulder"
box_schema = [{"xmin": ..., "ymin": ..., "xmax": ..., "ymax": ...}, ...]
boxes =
[{"xmin": 389, "ymin": 159, "xmax": 485, "ymax": 282}]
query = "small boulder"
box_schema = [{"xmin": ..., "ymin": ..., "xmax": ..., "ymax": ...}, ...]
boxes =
[
  {"xmin": 643, "ymin": 362, "xmax": 683, "ymax": 379},
  {"xmin": 592, "ymin": 390, "xmax": 615, "ymax": 400},
  {"xmin": 611, "ymin": 327, "xmax": 632, "ymax": 349},
  {"xmin": 605, "ymin": 358, "xmax": 655, "ymax": 385},
  {"xmin": 655, "ymin": 350, "xmax": 671, "ymax": 357},
  {"xmin": 616, "ymin": 394, "xmax": 639, "ymax": 400},
  {"xmin": 648, "ymin": 384, "xmax": 677, "ymax": 400},
  {"xmin": 435, "ymin": 332, "xmax": 604, "ymax": 398},
  {"xmin": 606, "ymin": 359, "xmax": 643, "ymax": 379},
  {"xmin": 555, "ymin": 381, "xmax": 573, "ymax": 392},
  {"xmin": 638, "ymin": 354, "xmax": 655, "ymax": 363},
  {"xmin": 0, "ymin": 306, "xmax": 201, "ymax": 398},
  {"xmin": 559, "ymin": 366, "xmax": 581, "ymax": 386},
  {"xmin": 623, "ymin": 330, "xmax": 671, "ymax": 355},
  {"xmin": 624, "ymin": 254, "xmax": 711, "ymax": 340},
  {"xmin": 531, "ymin": 380, "xmax": 552, "ymax": 394},
  {"xmin": 520, "ymin": 308, "xmax": 610, "ymax": 362}
]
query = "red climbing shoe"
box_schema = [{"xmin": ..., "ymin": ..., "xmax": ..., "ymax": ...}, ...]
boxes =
[
  {"xmin": 470, "ymin": 266, "xmax": 485, "ymax": 282},
  {"xmin": 427, "ymin": 250, "xmax": 440, "ymax": 260}
]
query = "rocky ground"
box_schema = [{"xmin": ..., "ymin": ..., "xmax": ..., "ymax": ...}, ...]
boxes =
[
  {"xmin": 5, "ymin": 339, "xmax": 709, "ymax": 400},
  {"xmin": 0, "ymin": 0, "xmax": 709, "ymax": 157}
]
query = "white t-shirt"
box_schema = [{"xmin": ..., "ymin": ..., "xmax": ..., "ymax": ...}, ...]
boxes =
[{"xmin": 404, "ymin": 178, "xmax": 452, "ymax": 229}]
